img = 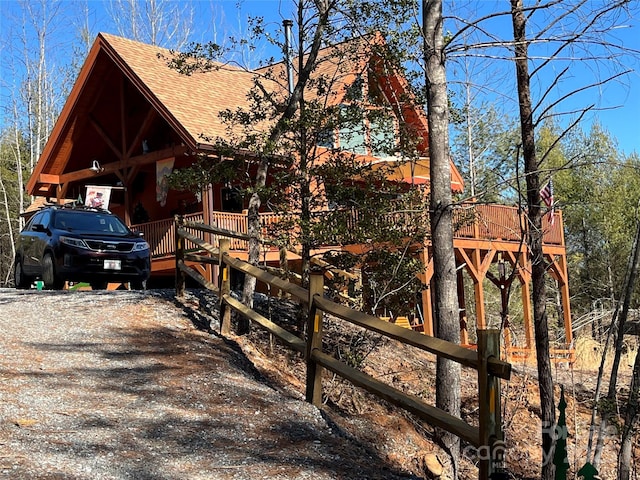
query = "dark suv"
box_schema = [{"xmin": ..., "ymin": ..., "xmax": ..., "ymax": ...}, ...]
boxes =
[{"xmin": 14, "ymin": 204, "xmax": 151, "ymax": 290}]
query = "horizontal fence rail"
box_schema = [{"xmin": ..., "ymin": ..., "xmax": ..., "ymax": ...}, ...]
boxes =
[{"xmin": 174, "ymin": 216, "xmax": 512, "ymax": 480}]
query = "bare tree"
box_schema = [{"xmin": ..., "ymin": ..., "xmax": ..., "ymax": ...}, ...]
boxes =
[
  {"xmin": 0, "ymin": 1, "xmax": 109, "ymax": 282},
  {"xmin": 1, "ymin": 0, "xmax": 70, "ymax": 220},
  {"xmin": 440, "ymin": 2, "xmax": 637, "ymax": 477},
  {"xmin": 0, "ymin": 156, "xmax": 17, "ymax": 285},
  {"xmin": 509, "ymin": 2, "xmax": 556, "ymax": 478},
  {"xmin": 422, "ymin": 1, "xmax": 461, "ymax": 477},
  {"xmin": 16, "ymin": 0, "xmax": 66, "ymax": 174},
  {"xmin": 107, "ymin": 0, "xmax": 194, "ymax": 49},
  {"xmin": 617, "ymin": 209, "xmax": 640, "ymax": 480}
]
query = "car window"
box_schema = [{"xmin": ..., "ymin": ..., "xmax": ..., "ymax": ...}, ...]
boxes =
[
  {"xmin": 28, "ymin": 212, "xmax": 44, "ymax": 230},
  {"xmin": 40, "ymin": 211, "xmax": 51, "ymax": 229},
  {"xmin": 53, "ymin": 211, "xmax": 129, "ymax": 234}
]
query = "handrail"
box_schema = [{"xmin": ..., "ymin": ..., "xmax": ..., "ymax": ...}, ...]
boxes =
[
  {"xmin": 174, "ymin": 216, "xmax": 511, "ymax": 479},
  {"xmin": 131, "ymin": 203, "xmax": 563, "ymax": 259},
  {"xmin": 133, "ymin": 212, "xmax": 204, "ymax": 257}
]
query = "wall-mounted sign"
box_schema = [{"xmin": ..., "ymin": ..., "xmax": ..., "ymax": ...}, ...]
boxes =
[
  {"xmin": 156, "ymin": 158, "xmax": 175, "ymax": 206},
  {"xmin": 85, "ymin": 185, "xmax": 112, "ymax": 209}
]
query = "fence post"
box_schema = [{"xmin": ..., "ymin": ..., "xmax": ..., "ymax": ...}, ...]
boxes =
[
  {"xmin": 219, "ymin": 238, "xmax": 231, "ymax": 335},
  {"xmin": 175, "ymin": 215, "xmax": 185, "ymax": 299},
  {"xmin": 477, "ymin": 329, "xmax": 505, "ymax": 480},
  {"xmin": 305, "ymin": 269, "xmax": 324, "ymax": 406}
]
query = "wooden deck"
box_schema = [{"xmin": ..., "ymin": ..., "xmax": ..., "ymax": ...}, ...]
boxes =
[{"xmin": 133, "ymin": 203, "xmax": 564, "ymax": 271}]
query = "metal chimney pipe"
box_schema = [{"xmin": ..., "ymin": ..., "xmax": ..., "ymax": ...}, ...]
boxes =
[{"xmin": 283, "ymin": 19, "xmax": 294, "ymax": 96}]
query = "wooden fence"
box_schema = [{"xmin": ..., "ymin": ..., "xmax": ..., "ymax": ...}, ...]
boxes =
[{"xmin": 174, "ymin": 216, "xmax": 512, "ymax": 479}]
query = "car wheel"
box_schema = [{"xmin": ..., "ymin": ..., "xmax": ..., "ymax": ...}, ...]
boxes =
[
  {"xmin": 130, "ymin": 280, "xmax": 147, "ymax": 290},
  {"xmin": 14, "ymin": 258, "xmax": 32, "ymax": 289},
  {"xmin": 90, "ymin": 282, "xmax": 108, "ymax": 290},
  {"xmin": 42, "ymin": 254, "xmax": 65, "ymax": 290}
]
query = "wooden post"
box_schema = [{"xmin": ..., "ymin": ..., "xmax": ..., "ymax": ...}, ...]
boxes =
[
  {"xmin": 175, "ymin": 215, "xmax": 185, "ymax": 299},
  {"xmin": 421, "ymin": 246, "xmax": 435, "ymax": 336},
  {"xmin": 203, "ymin": 183, "xmax": 215, "ymax": 285},
  {"xmin": 457, "ymin": 269, "xmax": 468, "ymax": 344},
  {"xmin": 305, "ymin": 269, "xmax": 324, "ymax": 406},
  {"xmin": 219, "ymin": 238, "xmax": 231, "ymax": 335},
  {"xmin": 477, "ymin": 329, "xmax": 504, "ymax": 480}
]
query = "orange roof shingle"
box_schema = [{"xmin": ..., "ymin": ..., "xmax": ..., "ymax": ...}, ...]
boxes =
[{"xmin": 101, "ymin": 33, "xmax": 259, "ymax": 146}]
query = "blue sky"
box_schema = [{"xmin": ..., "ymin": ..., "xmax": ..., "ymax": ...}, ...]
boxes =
[
  {"xmin": 443, "ymin": 0, "xmax": 639, "ymax": 156},
  {"xmin": 1, "ymin": 0, "xmax": 638, "ymax": 155}
]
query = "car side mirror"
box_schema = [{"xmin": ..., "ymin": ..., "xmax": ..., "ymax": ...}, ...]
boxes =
[{"xmin": 33, "ymin": 223, "xmax": 47, "ymax": 233}]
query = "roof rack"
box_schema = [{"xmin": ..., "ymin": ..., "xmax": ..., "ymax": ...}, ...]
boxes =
[{"xmin": 49, "ymin": 202, "xmax": 112, "ymax": 214}]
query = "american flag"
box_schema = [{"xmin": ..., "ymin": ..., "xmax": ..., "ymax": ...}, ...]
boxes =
[{"xmin": 540, "ymin": 178, "xmax": 555, "ymax": 225}]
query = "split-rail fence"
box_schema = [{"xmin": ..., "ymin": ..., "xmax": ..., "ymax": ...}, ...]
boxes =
[{"xmin": 173, "ymin": 216, "xmax": 512, "ymax": 479}]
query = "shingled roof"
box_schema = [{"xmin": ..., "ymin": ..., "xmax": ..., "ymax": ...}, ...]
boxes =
[
  {"xmin": 99, "ymin": 33, "xmax": 258, "ymax": 147},
  {"xmin": 28, "ymin": 32, "xmax": 464, "ymax": 197}
]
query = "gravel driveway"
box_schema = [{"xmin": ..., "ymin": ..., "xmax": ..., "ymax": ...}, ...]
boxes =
[{"xmin": 0, "ymin": 288, "xmax": 420, "ymax": 480}]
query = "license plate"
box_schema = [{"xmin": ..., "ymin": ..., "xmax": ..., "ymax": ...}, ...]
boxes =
[{"xmin": 104, "ymin": 259, "xmax": 121, "ymax": 270}]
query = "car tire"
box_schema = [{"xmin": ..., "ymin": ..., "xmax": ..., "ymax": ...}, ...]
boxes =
[
  {"xmin": 14, "ymin": 258, "xmax": 32, "ymax": 289},
  {"xmin": 130, "ymin": 280, "xmax": 146, "ymax": 290},
  {"xmin": 42, "ymin": 254, "xmax": 65, "ymax": 290},
  {"xmin": 90, "ymin": 282, "xmax": 108, "ymax": 290}
]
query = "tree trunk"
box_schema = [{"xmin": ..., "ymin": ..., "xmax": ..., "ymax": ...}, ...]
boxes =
[
  {"xmin": 297, "ymin": 2, "xmax": 312, "ymax": 332},
  {"xmin": 0, "ymin": 171, "xmax": 16, "ymax": 285},
  {"xmin": 593, "ymin": 211, "xmax": 640, "ymax": 468},
  {"xmin": 239, "ymin": 157, "xmax": 269, "ymax": 334},
  {"xmin": 615, "ymin": 214, "xmax": 640, "ymax": 480},
  {"xmin": 509, "ymin": 2, "xmax": 556, "ymax": 479},
  {"xmin": 618, "ymin": 342, "xmax": 640, "ymax": 480},
  {"xmin": 422, "ymin": 2, "xmax": 461, "ymax": 477},
  {"xmin": 240, "ymin": 2, "xmax": 331, "ymax": 333}
]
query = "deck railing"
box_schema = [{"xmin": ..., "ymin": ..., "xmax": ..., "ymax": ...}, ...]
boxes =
[
  {"xmin": 133, "ymin": 212, "xmax": 203, "ymax": 258},
  {"xmin": 132, "ymin": 203, "xmax": 563, "ymax": 259}
]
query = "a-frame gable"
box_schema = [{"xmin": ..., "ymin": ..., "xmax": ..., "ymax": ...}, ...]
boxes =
[
  {"xmin": 369, "ymin": 50, "xmax": 465, "ymax": 193},
  {"xmin": 27, "ymin": 33, "xmax": 256, "ymax": 200}
]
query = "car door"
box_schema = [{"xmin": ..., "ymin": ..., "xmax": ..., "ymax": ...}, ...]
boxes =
[
  {"xmin": 23, "ymin": 210, "xmax": 51, "ymax": 274},
  {"xmin": 32, "ymin": 210, "xmax": 53, "ymax": 275},
  {"xmin": 20, "ymin": 211, "xmax": 43, "ymax": 274}
]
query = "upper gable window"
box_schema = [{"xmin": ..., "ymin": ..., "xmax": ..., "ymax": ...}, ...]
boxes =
[
  {"xmin": 338, "ymin": 105, "xmax": 368, "ymax": 155},
  {"xmin": 317, "ymin": 70, "xmax": 397, "ymax": 156},
  {"xmin": 333, "ymin": 105, "xmax": 396, "ymax": 157},
  {"xmin": 317, "ymin": 129, "xmax": 335, "ymax": 149},
  {"xmin": 369, "ymin": 113, "xmax": 395, "ymax": 157}
]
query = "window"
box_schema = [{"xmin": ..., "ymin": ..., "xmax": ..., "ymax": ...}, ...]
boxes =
[
  {"xmin": 333, "ymin": 105, "xmax": 396, "ymax": 156},
  {"xmin": 318, "ymin": 73, "xmax": 397, "ymax": 156},
  {"xmin": 317, "ymin": 129, "xmax": 335, "ymax": 149},
  {"xmin": 338, "ymin": 120, "xmax": 367, "ymax": 154},
  {"xmin": 369, "ymin": 114, "xmax": 395, "ymax": 157}
]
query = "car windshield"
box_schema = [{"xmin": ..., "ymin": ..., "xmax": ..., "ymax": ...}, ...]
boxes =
[{"xmin": 53, "ymin": 211, "xmax": 130, "ymax": 234}]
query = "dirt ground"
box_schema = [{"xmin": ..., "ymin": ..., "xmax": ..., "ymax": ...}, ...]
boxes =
[{"xmin": 1, "ymin": 287, "xmax": 637, "ymax": 479}]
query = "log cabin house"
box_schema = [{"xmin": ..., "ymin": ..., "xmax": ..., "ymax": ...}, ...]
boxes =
[{"xmin": 25, "ymin": 32, "xmax": 573, "ymax": 358}]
